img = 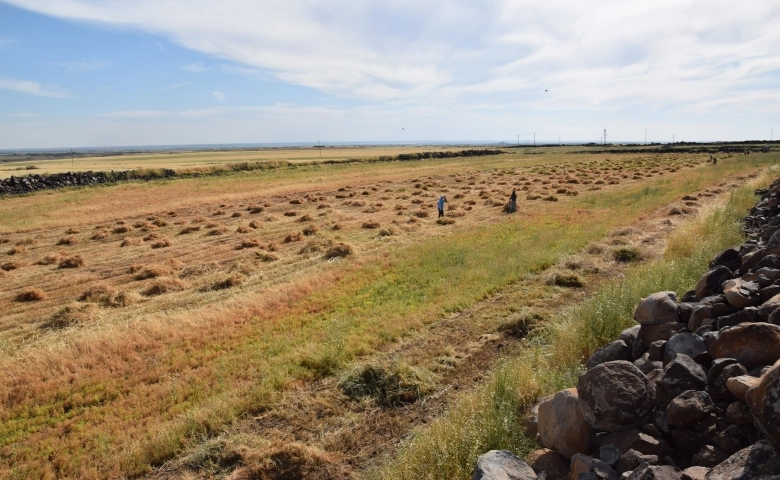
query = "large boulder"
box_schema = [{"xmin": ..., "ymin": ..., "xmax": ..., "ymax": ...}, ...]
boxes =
[
  {"xmin": 745, "ymin": 360, "xmax": 780, "ymax": 449},
  {"xmin": 695, "ymin": 267, "xmax": 733, "ymax": 300},
  {"xmin": 635, "ymin": 292, "xmax": 681, "ymax": 325},
  {"xmin": 758, "ymin": 293, "xmax": 780, "ymax": 321},
  {"xmin": 537, "ymin": 388, "xmax": 594, "ymax": 459},
  {"xmin": 577, "ymin": 361, "xmax": 656, "ymax": 432},
  {"xmin": 628, "ymin": 464, "xmax": 682, "ymax": 480},
  {"xmin": 709, "ymin": 248, "xmax": 741, "ymax": 272},
  {"xmin": 472, "ymin": 450, "xmax": 537, "ymax": 480},
  {"xmin": 704, "ymin": 441, "xmax": 780, "ymax": 479},
  {"xmin": 708, "ymin": 323, "xmax": 780, "ymax": 369},
  {"xmin": 722, "ymin": 279, "xmax": 761, "ymax": 309}
]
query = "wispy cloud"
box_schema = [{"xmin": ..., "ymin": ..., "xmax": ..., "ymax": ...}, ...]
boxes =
[
  {"xmin": 163, "ymin": 82, "xmax": 189, "ymax": 90},
  {"xmin": 183, "ymin": 63, "xmax": 207, "ymax": 73},
  {"xmin": 0, "ymin": 78, "xmax": 68, "ymax": 97},
  {"xmin": 212, "ymin": 91, "xmax": 226, "ymax": 101},
  {"xmin": 101, "ymin": 110, "xmax": 169, "ymax": 118},
  {"xmin": 13, "ymin": 113, "xmax": 38, "ymax": 118},
  {"xmin": 58, "ymin": 59, "xmax": 109, "ymax": 72}
]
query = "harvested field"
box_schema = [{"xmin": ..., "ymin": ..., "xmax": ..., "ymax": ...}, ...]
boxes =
[{"xmin": 0, "ymin": 146, "xmax": 775, "ymax": 478}]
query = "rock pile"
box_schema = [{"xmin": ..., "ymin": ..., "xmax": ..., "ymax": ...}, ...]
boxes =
[
  {"xmin": 473, "ymin": 178, "xmax": 780, "ymax": 480},
  {"xmin": 0, "ymin": 169, "xmax": 176, "ymax": 195}
]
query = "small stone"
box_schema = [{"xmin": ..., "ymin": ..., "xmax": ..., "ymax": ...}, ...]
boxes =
[
  {"xmin": 725, "ymin": 402, "xmax": 752, "ymax": 425},
  {"xmin": 635, "ymin": 292, "xmax": 681, "ymax": 325},
  {"xmin": 527, "ymin": 449, "xmax": 568, "ymax": 480},
  {"xmin": 725, "ymin": 375, "xmax": 759, "ymax": 402},
  {"xmin": 587, "ymin": 340, "xmax": 633, "ymax": 370},
  {"xmin": 704, "ymin": 440, "xmax": 780, "ymax": 479},
  {"xmin": 627, "ymin": 464, "xmax": 681, "ymax": 480},
  {"xmin": 472, "ymin": 450, "xmax": 537, "ymax": 480},
  {"xmin": 666, "ymin": 390, "xmax": 714, "ymax": 428},
  {"xmin": 664, "ymin": 333, "xmax": 707, "ymax": 365},
  {"xmin": 658, "ymin": 355, "xmax": 707, "ymax": 398},
  {"xmin": 695, "ymin": 266, "xmax": 733, "ymax": 300},
  {"xmin": 690, "ymin": 445, "xmax": 729, "ymax": 468},
  {"xmin": 680, "ymin": 466, "xmax": 709, "ymax": 480}
]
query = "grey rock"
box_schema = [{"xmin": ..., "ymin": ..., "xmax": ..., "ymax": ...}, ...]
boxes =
[
  {"xmin": 665, "ymin": 334, "xmax": 707, "ymax": 365},
  {"xmin": 746, "ymin": 360, "xmax": 780, "ymax": 450},
  {"xmin": 472, "ymin": 450, "xmax": 537, "ymax": 480},
  {"xmin": 635, "ymin": 292, "xmax": 681, "ymax": 326},
  {"xmin": 708, "ymin": 323, "xmax": 780, "ymax": 369},
  {"xmin": 715, "ymin": 307, "xmax": 758, "ymax": 330},
  {"xmin": 709, "ymin": 248, "xmax": 741, "ymax": 272},
  {"xmin": 680, "ymin": 466, "xmax": 709, "ymax": 480},
  {"xmin": 627, "ymin": 464, "xmax": 682, "ymax": 480},
  {"xmin": 691, "ymin": 445, "xmax": 730, "ymax": 468},
  {"xmin": 587, "ymin": 340, "xmax": 633, "ymax": 370}
]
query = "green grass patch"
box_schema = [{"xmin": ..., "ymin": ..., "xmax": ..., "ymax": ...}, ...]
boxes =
[{"xmin": 368, "ymin": 169, "xmax": 772, "ymax": 480}]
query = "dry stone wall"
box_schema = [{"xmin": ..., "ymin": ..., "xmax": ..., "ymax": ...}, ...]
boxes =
[{"xmin": 473, "ymin": 178, "xmax": 780, "ymax": 480}]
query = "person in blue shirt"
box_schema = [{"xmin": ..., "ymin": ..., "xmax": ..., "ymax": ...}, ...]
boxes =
[{"xmin": 437, "ymin": 195, "xmax": 447, "ymax": 218}]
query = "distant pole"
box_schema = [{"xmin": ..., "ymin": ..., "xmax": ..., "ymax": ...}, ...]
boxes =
[
  {"xmin": 603, "ymin": 129, "xmax": 607, "ymax": 145},
  {"xmin": 533, "ymin": 133, "xmax": 536, "ymax": 147},
  {"xmin": 71, "ymin": 149, "xmax": 74, "ymax": 168},
  {"xmin": 644, "ymin": 130, "xmax": 647, "ymax": 145},
  {"xmin": 318, "ymin": 141, "xmax": 322, "ymax": 158},
  {"xmin": 673, "ymin": 133, "xmax": 675, "ymax": 144},
  {"xmin": 772, "ymin": 130, "xmax": 774, "ymax": 142},
  {"xmin": 517, "ymin": 134, "xmax": 519, "ymax": 146}
]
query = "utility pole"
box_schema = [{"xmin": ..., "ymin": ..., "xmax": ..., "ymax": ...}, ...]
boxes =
[
  {"xmin": 603, "ymin": 129, "xmax": 607, "ymax": 145},
  {"xmin": 673, "ymin": 133, "xmax": 675, "ymax": 144},
  {"xmin": 517, "ymin": 134, "xmax": 519, "ymax": 146},
  {"xmin": 645, "ymin": 130, "xmax": 647, "ymax": 145},
  {"xmin": 772, "ymin": 130, "xmax": 774, "ymax": 142},
  {"xmin": 533, "ymin": 133, "xmax": 536, "ymax": 147},
  {"xmin": 71, "ymin": 149, "xmax": 74, "ymax": 168}
]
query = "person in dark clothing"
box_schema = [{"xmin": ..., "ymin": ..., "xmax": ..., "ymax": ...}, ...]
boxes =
[
  {"xmin": 506, "ymin": 190, "xmax": 518, "ymax": 213},
  {"xmin": 510, "ymin": 190, "xmax": 517, "ymax": 202},
  {"xmin": 437, "ymin": 195, "xmax": 447, "ymax": 217}
]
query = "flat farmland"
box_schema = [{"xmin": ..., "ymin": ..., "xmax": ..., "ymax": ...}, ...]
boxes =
[{"xmin": 0, "ymin": 146, "xmax": 775, "ymax": 479}]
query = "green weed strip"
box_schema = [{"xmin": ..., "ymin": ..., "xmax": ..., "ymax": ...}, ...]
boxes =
[
  {"xmin": 0, "ymin": 159, "xmax": 773, "ymax": 478},
  {"xmin": 370, "ymin": 169, "xmax": 774, "ymax": 479}
]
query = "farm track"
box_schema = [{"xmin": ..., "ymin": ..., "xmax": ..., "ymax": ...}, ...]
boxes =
[{"xmin": 143, "ymin": 165, "xmax": 756, "ymax": 480}]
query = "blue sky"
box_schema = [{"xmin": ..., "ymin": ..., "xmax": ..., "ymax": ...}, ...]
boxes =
[{"xmin": 1, "ymin": 0, "xmax": 779, "ymax": 149}]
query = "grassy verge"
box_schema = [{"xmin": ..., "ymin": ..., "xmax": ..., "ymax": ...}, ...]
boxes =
[{"xmin": 368, "ymin": 168, "xmax": 773, "ymax": 480}]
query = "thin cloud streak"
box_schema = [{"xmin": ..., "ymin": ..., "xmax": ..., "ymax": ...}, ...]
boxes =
[{"xmin": 0, "ymin": 78, "xmax": 68, "ymax": 97}]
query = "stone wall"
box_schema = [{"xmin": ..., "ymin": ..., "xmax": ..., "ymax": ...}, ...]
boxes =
[
  {"xmin": 0, "ymin": 169, "xmax": 175, "ymax": 195},
  {"xmin": 474, "ymin": 178, "xmax": 780, "ymax": 480}
]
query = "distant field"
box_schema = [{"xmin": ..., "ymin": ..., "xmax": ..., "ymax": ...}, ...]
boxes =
[
  {"xmin": 0, "ymin": 145, "xmax": 498, "ymax": 179},
  {"xmin": 0, "ymin": 146, "xmax": 776, "ymax": 478}
]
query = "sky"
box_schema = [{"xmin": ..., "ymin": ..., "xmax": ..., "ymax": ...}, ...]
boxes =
[{"xmin": 1, "ymin": 0, "xmax": 779, "ymax": 149}]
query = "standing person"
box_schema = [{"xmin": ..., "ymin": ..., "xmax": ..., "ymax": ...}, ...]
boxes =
[
  {"xmin": 437, "ymin": 195, "xmax": 447, "ymax": 218},
  {"xmin": 506, "ymin": 189, "xmax": 518, "ymax": 213}
]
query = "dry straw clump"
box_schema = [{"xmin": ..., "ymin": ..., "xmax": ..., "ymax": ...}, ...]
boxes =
[
  {"xmin": 44, "ymin": 303, "xmax": 100, "ymax": 329},
  {"xmin": 57, "ymin": 235, "xmax": 79, "ymax": 245},
  {"xmin": 120, "ymin": 238, "xmax": 142, "ymax": 247},
  {"xmin": 179, "ymin": 225, "xmax": 201, "ymax": 235},
  {"xmin": 142, "ymin": 277, "xmax": 186, "ymax": 296},
  {"xmin": 15, "ymin": 287, "xmax": 46, "ymax": 302},
  {"xmin": 151, "ymin": 238, "xmax": 173, "ymax": 249},
  {"xmin": 200, "ymin": 274, "xmax": 244, "ymax": 292},
  {"xmin": 2, "ymin": 261, "xmax": 22, "ymax": 271},
  {"xmin": 58, "ymin": 255, "xmax": 84, "ymax": 269},
  {"xmin": 324, "ymin": 243, "xmax": 353, "ymax": 260},
  {"xmin": 135, "ymin": 264, "xmax": 173, "ymax": 280},
  {"xmin": 255, "ymin": 252, "xmax": 279, "ymax": 262},
  {"xmin": 79, "ymin": 284, "xmax": 136, "ymax": 307}
]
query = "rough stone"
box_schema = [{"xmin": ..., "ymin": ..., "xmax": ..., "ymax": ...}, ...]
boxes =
[
  {"xmin": 640, "ymin": 324, "xmax": 685, "ymax": 347},
  {"xmin": 527, "ymin": 449, "xmax": 568, "ymax": 480},
  {"xmin": 715, "ymin": 307, "xmax": 758, "ymax": 330},
  {"xmin": 765, "ymin": 228, "xmax": 780, "ymax": 256},
  {"xmin": 635, "ymin": 292, "xmax": 681, "ymax": 326},
  {"xmin": 587, "ymin": 340, "xmax": 633, "ymax": 370},
  {"xmin": 669, "ymin": 429, "xmax": 708, "ymax": 464},
  {"xmin": 688, "ymin": 305, "xmax": 714, "ymax": 333},
  {"xmin": 710, "ymin": 424, "xmax": 747, "ymax": 454},
  {"xmin": 578, "ymin": 361, "xmax": 657, "ymax": 432},
  {"xmin": 725, "ymin": 402, "xmax": 753, "ymax": 425},
  {"xmin": 708, "ymin": 323, "xmax": 780, "ymax": 369},
  {"xmin": 704, "ymin": 440, "xmax": 780, "ymax": 479},
  {"xmin": 648, "ymin": 341, "xmax": 667, "ymax": 363},
  {"xmin": 726, "ymin": 376, "xmax": 759, "ymax": 402},
  {"xmin": 709, "ymin": 248, "xmax": 741, "ymax": 272},
  {"xmin": 711, "ymin": 363, "xmax": 748, "ymax": 401},
  {"xmin": 537, "ymin": 388, "xmax": 594, "ymax": 459},
  {"xmin": 621, "ymin": 326, "xmax": 641, "ymax": 348},
  {"xmin": 758, "ymin": 293, "xmax": 780, "ymax": 321},
  {"xmin": 658, "ymin": 354, "xmax": 708, "ymax": 398},
  {"xmin": 691, "ymin": 445, "xmax": 729, "ymax": 468},
  {"xmin": 722, "ymin": 279, "xmax": 761, "ymax": 308},
  {"xmin": 666, "ymin": 390, "xmax": 714, "ymax": 428},
  {"xmin": 680, "ymin": 466, "xmax": 709, "ymax": 480},
  {"xmin": 664, "ymin": 334, "xmax": 707, "ymax": 365},
  {"xmin": 746, "ymin": 360, "xmax": 780, "ymax": 450},
  {"xmin": 695, "ymin": 267, "xmax": 733, "ymax": 300},
  {"xmin": 472, "ymin": 450, "xmax": 537, "ymax": 480},
  {"xmin": 627, "ymin": 464, "xmax": 682, "ymax": 480}
]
